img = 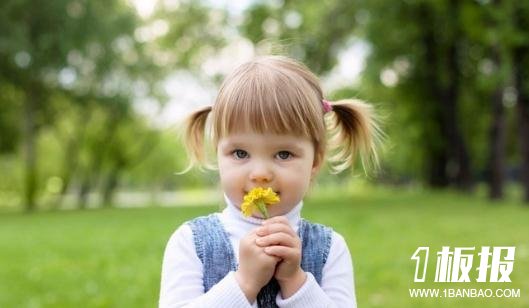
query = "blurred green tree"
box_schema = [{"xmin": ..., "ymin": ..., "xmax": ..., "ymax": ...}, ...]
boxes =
[
  {"xmin": 240, "ymin": 0, "xmax": 529, "ymax": 202},
  {"xmin": 0, "ymin": 0, "xmax": 227, "ymax": 210},
  {"xmin": 0, "ymin": 0, "xmax": 160, "ymax": 210}
]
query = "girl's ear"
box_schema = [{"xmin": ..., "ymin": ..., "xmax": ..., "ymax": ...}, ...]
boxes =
[{"xmin": 311, "ymin": 152, "xmax": 324, "ymax": 178}]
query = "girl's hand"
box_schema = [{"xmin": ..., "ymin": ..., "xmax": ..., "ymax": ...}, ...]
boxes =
[
  {"xmin": 256, "ymin": 216, "xmax": 307, "ymax": 298},
  {"xmin": 235, "ymin": 229, "xmax": 280, "ymax": 303}
]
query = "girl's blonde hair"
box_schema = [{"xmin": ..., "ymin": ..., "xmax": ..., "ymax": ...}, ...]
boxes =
[{"xmin": 183, "ymin": 55, "xmax": 381, "ymax": 174}]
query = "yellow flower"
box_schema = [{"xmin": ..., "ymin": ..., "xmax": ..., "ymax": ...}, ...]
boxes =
[{"xmin": 241, "ymin": 187, "xmax": 280, "ymax": 218}]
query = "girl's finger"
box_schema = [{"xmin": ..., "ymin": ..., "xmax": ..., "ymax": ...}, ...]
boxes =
[
  {"xmin": 263, "ymin": 245, "xmax": 300, "ymax": 261},
  {"xmin": 255, "ymin": 232, "xmax": 297, "ymax": 248},
  {"xmin": 256, "ymin": 223, "xmax": 296, "ymax": 237}
]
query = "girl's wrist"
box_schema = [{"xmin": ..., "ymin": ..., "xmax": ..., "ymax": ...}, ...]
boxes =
[
  {"xmin": 277, "ymin": 269, "xmax": 307, "ymax": 299},
  {"xmin": 234, "ymin": 271, "xmax": 258, "ymax": 303}
]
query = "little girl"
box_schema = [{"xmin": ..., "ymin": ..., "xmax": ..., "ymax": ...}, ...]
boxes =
[{"xmin": 159, "ymin": 55, "xmax": 380, "ymax": 307}]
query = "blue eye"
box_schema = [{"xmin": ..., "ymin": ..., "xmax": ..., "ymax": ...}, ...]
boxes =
[
  {"xmin": 276, "ymin": 151, "xmax": 292, "ymax": 160},
  {"xmin": 233, "ymin": 149, "xmax": 248, "ymax": 159}
]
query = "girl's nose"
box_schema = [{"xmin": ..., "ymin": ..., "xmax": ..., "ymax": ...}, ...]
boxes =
[{"xmin": 249, "ymin": 162, "xmax": 274, "ymax": 183}]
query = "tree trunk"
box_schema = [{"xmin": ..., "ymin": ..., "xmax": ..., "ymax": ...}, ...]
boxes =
[
  {"xmin": 426, "ymin": 142, "xmax": 450, "ymax": 188},
  {"xmin": 485, "ymin": 1, "xmax": 506, "ymax": 200},
  {"xmin": 55, "ymin": 140, "xmax": 76, "ymax": 208},
  {"xmin": 419, "ymin": 4, "xmax": 450, "ymax": 188},
  {"xmin": 487, "ymin": 85, "xmax": 506, "ymax": 200},
  {"xmin": 77, "ymin": 175, "xmax": 92, "ymax": 209},
  {"xmin": 513, "ymin": 4, "xmax": 529, "ymax": 203},
  {"xmin": 418, "ymin": 1, "xmax": 472, "ymax": 190},
  {"xmin": 22, "ymin": 84, "xmax": 38, "ymax": 212},
  {"xmin": 513, "ymin": 46, "xmax": 529, "ymax": 202},
  {"xmin": 102, "ymin": 169, "xmax": 119, "ymax": 207},
  {"xmin": 76, "ymin": 110, "xmax": 120, "ymax": 209},
  {"xmin": 55, "ymin": 109, "xmax": 92, "ymax": 209},
  {"xmin": 443, "ymin": 0, "xmax": 473, "ymax": 191}
]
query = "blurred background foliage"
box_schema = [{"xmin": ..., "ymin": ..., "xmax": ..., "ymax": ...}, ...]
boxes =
[{"xmin": 1, "ymin": 0, "xmax": 529, "ymax": 212}]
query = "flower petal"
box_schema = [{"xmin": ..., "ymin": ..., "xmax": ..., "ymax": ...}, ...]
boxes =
[{"xmin": 241, "ymin": 187, "xmax": 280, "ymax": 217}]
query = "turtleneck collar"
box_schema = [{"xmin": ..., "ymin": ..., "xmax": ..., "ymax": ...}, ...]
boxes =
[{"xmin": 221, "ymin": 194, "xmax": 303, "ymax": 231}]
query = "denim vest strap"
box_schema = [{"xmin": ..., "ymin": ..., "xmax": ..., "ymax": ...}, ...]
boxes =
[
  {"xmin": 188, "ymin": 215, "xmax": 333, "ymax": 307},
  {"xmin": 298, "ymin": 218, "xmax": 333, "ymax": 284},
  {"xmin": 188, "ymin": 214, "xmax": 237, "ymax": 292}
]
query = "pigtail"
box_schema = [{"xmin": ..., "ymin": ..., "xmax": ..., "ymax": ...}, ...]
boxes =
[
  {"xmin": 325, "ymin": 99, "xmax": 383, "ymax": 174},
  {"xmin": 178, "ymin": 105, "xmax": 214, "ymax": 174}
]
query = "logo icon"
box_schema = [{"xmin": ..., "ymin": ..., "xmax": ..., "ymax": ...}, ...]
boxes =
[{"xmin": 411, "ymin": 246, "xmax": 515, "ymax": 282}]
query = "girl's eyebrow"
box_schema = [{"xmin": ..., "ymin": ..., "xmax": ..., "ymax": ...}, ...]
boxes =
[
  {"xmin": 272, "ymin": 143, "xmax": 305, "ymax": 152},
  {"xmin": 221, "ymin": 139, "xmax": 305, "ymax": 152},
  {"xmin": 221, "ymin": 141, "xmax": 247, "ymax": 148}
]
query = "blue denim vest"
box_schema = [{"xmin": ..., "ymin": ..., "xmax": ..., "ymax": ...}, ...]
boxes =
[{"xmin": 188, "ymin": 214, "xmax": 333, "ymax": 307}]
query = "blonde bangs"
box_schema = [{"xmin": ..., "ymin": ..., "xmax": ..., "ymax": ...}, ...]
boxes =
[{"xmin": 212, "ymin": 58, "xmax": 325, "ymax": 145}]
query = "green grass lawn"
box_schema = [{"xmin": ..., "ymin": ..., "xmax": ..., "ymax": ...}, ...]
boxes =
[{"xmin": 1, "ymin": 185, "xmax": 528, "ymax": 307}]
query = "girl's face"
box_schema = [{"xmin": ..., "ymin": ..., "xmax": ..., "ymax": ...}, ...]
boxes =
[{"xmin": 217, "ymin": 132, "xmax": 321, "ymax": 217}]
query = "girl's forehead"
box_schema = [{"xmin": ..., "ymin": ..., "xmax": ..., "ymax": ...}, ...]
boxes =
[{"xmin": 218, "ymin": 132, "xmax": 313, "ymax": 147}]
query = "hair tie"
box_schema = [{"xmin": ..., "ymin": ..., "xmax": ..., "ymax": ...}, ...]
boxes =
[{"xmin": 322, "ymin": 99, "xmax": 333, "ymax": 114}]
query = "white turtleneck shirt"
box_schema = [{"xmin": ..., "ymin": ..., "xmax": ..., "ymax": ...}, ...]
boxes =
[{"xmin": 159, "ymin": 197, "xmax": 357, "ymax": 307}]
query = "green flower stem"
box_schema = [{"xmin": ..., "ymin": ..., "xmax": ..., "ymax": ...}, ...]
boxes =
[{"xmin": 256, "ymin": 200, "xmax": 269, "ymax": 219}]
